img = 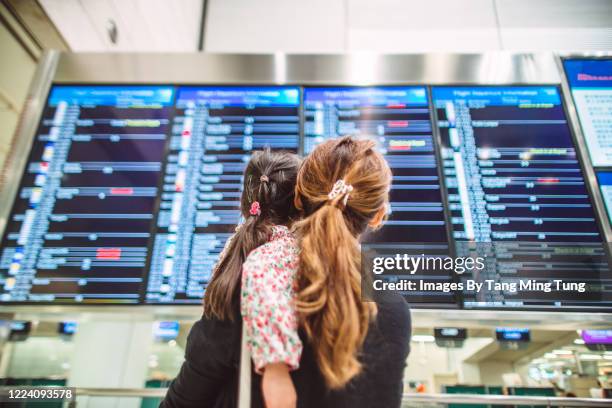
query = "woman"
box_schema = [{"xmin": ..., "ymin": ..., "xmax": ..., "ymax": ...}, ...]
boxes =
[
  {"xmin": 288, "ymin": 136, "xmax": 411, "ymax": 406},
  {"xmin": 161, "ymin": 137, "xmax": 411, "ymax": 407}
]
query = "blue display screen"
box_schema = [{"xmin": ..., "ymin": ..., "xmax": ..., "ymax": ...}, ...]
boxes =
[
  {"xmin": 563, "ymin": 59, "xmax": 612, "ymax": 167},
  {"xmin": 431, "ymin": 86, "xmax": 561, "ymax": 106},
  {"xmin": 9, "ymin": 321, "xmax": 31, "ymax": 332},
  {"xmin": 145, "ymin": 86, "xmax": 300, "ymax": 304},
  {"xmin": 59, "ymin": 321, "xmax": 78, "ymax": 335},
  {"xmin": 304, "ymin": 86, "xmax": 456, "ymax": 307},
  {"xmin": 433, "ymin": 85, "xmax": 610, "ymax": 310},
  {"xmin": 496, "ymin": 328, "xmax": 530, "ymax": 342},
  {"xmin": 0, "ymin": 85, "xmax": 300, "ymax": 304},
  {"xmin": 0, "ymin": 85, "xmax": 176, "ymax": 303},
  {"xmin": 564, "ymin": 59, "xmax": 612, "ymax": 88},
  {"xmin": 48, "ymin": 86, "xmax": 176, "ymax": 107},
  {"xmin": 177, "ymin": 86, "xmax": 300, "ymax": 107},
  {"xmin": 153, "ymin": 321, "xmax": 180, "ymax": 340}
]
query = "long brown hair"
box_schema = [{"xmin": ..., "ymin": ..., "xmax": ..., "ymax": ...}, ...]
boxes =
[
  {"xmin": 203, "ymin": 149, "xmax": 301, "ymax": 320},
  {"xmin": 293, "ymin": 136, "xmax": 392, "ymax": 389}
]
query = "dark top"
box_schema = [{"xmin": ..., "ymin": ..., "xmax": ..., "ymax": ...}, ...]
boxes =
[{"xmin": 160, "ymin": 292, "xmax": 411, "ymax": 408}]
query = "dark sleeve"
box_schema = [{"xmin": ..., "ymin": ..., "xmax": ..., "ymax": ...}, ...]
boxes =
[
  {"xmin": 325, "ymin": 293, "xmax": 411, "ymax": 408},
  {"xmin": 160, "ymin": 317, "xmax": 240, "ymax": 408},
  {"xmin": 374, "ymin": 295, "xmax": 411, "ymax": 407}
]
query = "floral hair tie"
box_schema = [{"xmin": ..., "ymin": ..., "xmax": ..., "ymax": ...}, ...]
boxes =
[
  {"xmin": 249, "ymin": 201, "xmax": 261, "ymax": 216},
  {"xmin": 328, "ymin": 179, "xmax": 353, "ymax": 206}
]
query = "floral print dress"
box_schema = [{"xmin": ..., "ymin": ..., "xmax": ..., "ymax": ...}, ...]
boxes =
[{"xmin": 240, "ymin": 225, "xmax": 302, "ymax": 373}]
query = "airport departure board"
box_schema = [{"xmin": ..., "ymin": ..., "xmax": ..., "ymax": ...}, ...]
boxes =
[
  {"xmin": 0, "ymin": 85, "xmax": 300, "ymax": 304},
  {"xmin": 433, "ymin": 86, "xmax": 611, "ymax": 310},
  {"xmin": 304, "ymin": 87, "xmax": 457, "ymax": 306},
  {"xmin": 1, "ymin": 83, "xmax": 610, "ymax": 309},
  {"xmin": 0, "ymin": 86, "xmax": 175, "ymax": 303},
  {"xmin": 563, "ymin": 59, "xmax": 612, "ymax": 167},
  {"xmin": 145, "ymin": 87, "xmax": 300, "ymax": 304}
]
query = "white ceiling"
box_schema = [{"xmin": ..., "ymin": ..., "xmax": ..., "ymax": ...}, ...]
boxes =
[
  {"xmin": 40, "ymin": 0, "xmax": 612, "ymax": 53},
  {"xmin": 39, "ymin": 0, "xmax": 203, "ymax": 52},
  {"xmin": 205, "ymin": 0, "xmax": 346, "ymax": 53}
]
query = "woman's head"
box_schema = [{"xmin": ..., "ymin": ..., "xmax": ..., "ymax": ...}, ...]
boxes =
[
  {"xmin": 295, "ymin": 136, "xmax": 391, "ymax": 233},
  {"xmin": 293, "ymin": 136, "xmax": 392, "ymax": 389},
  {"xmin": 204, "ymin": 149, "xmax": 301, "ymax": 320}
]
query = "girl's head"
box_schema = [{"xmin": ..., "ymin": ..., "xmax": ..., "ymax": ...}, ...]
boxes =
[
  {"xmin": 294, "ymin": 136, "xmax": 392, "ymax": 389},
  {"xmin": 204, "ymin": 149, "xmax": 301, "ymax": 320}
]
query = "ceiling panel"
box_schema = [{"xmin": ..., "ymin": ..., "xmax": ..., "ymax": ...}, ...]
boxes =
[
  {"xmin": 40, "ymin": 0, "xmax": 612, "ymax": 53},
  {"xmin": 496, "ymin": 0, "xmax": 612, "ymax": 29},
  {"xmin": 347, "ymin": 0, "xmax": 500, "ymax": 52},
  {"xmin": 39, "ymin": 0, "xmax": 202, "ymax": 51},
  {"xmin": 204, "ymin": 0, "xmax": 346, "ymax": 53},
  {"xmin": 496, "ymin": 0, "xmax": 612, "ymax": 51},
  {"xmin": 348, "ymin": 0, "xmax": 498, "ymax": 30},
  {"xmin": 501, "ymin": 28, "xmax": 612, "ymax": 51},
  {"xmin": 348, "ymin": 28, "xmax": 501, "ymax": 52},
  {"xmin": 38, "ymin": 0, "xmax": 105, "ymax": 51}
]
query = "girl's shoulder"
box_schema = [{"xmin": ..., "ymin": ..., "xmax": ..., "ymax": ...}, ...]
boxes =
[{"xmin": 244, "ymin": 225, "xmax": 299, "ymax": 268}]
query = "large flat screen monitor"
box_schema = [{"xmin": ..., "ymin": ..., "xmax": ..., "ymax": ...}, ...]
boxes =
[
  {"xmin": 432, "ymin": 86, "xmax": 611, "ymax": 311},
  {"xmin": 0, "ymin": 85, "xmax": 300, "ymax": 304},
  {"xmin": 0, "ymin": 85, "xmax": 175, "ymax": 303},
  {"xmin": 144, "ymin": 86, "xmax": 300, "ymax": 304},
  {"xmin": 563, "ymin": 59, "xmax": 612, "ymax": 167},
  {"xmin": 304, "ymin": 87, "xmax": 457, "ymax": 307}
]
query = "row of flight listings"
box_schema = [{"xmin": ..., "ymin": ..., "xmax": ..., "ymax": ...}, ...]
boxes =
[{"xmin": 0, "ymin": 59, "xmax": 611, "ymax": 310}]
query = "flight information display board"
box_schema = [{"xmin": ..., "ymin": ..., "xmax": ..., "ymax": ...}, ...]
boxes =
[
  {"xmin": 0, "ymin": 85, "xmax": 175, "ymax": 303},
  {"xmin": 597, "ymin": 171, "xmax": 612, "ymax": 226},
  {"xmin": 144, "ymin": 86, "xmax": 300, "ymax": 303},
  {"xmin": 304, "ymin": 87, "xmax": 456, "ymax": 306},
  {"xmin": 433, "ymin": 86, "xmax": 611, "ymax": 310},
  {"xmin": 1, "ymin": 82, "xmax": 609, "ymax": 310},
  {"xmin": 563, "ymin": 59, "xmax": 612, "ymax": 167}
]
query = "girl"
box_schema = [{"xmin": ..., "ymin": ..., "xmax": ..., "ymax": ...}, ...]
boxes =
[{"xmin": 205, "ymin": 148, "xmax": 302, "ymax": 408}]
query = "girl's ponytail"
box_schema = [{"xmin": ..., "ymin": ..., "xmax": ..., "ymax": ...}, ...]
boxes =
[{"xmin": 203, "ymin": 149, "xmax": 301, "ymax": 320}]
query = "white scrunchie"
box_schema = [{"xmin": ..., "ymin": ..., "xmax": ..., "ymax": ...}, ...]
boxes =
[{"xmin": 328, "ymin": 179, "xmax": 353, "ymax": 206}]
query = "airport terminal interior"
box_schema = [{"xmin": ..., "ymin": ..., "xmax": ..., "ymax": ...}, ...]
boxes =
[{"xmin": 1, "ymin": 0, "xmax": 612, "ymax": 406}]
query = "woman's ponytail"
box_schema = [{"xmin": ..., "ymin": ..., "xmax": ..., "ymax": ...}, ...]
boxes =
[
  {"xmin": 296, "ymin": 203, "xmax": 372, "ymax": 388},
  {"xmin": 294, "ymin": 136, "xmax": 391, "ymax": 389}
]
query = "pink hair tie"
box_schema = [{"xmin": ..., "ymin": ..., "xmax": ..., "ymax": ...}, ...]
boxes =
[{"xmin": 249, "ymin": 201, "xmax": 261, "ymax": 216}]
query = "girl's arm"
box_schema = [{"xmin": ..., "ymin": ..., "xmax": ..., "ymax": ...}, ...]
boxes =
[
  {"xmin": 261, "ymin": 363, "xmax": 297, "ymax": 408},
  {"xmin": 240, "ymin": 239, "xmax": 302, "ymax": 406}
]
